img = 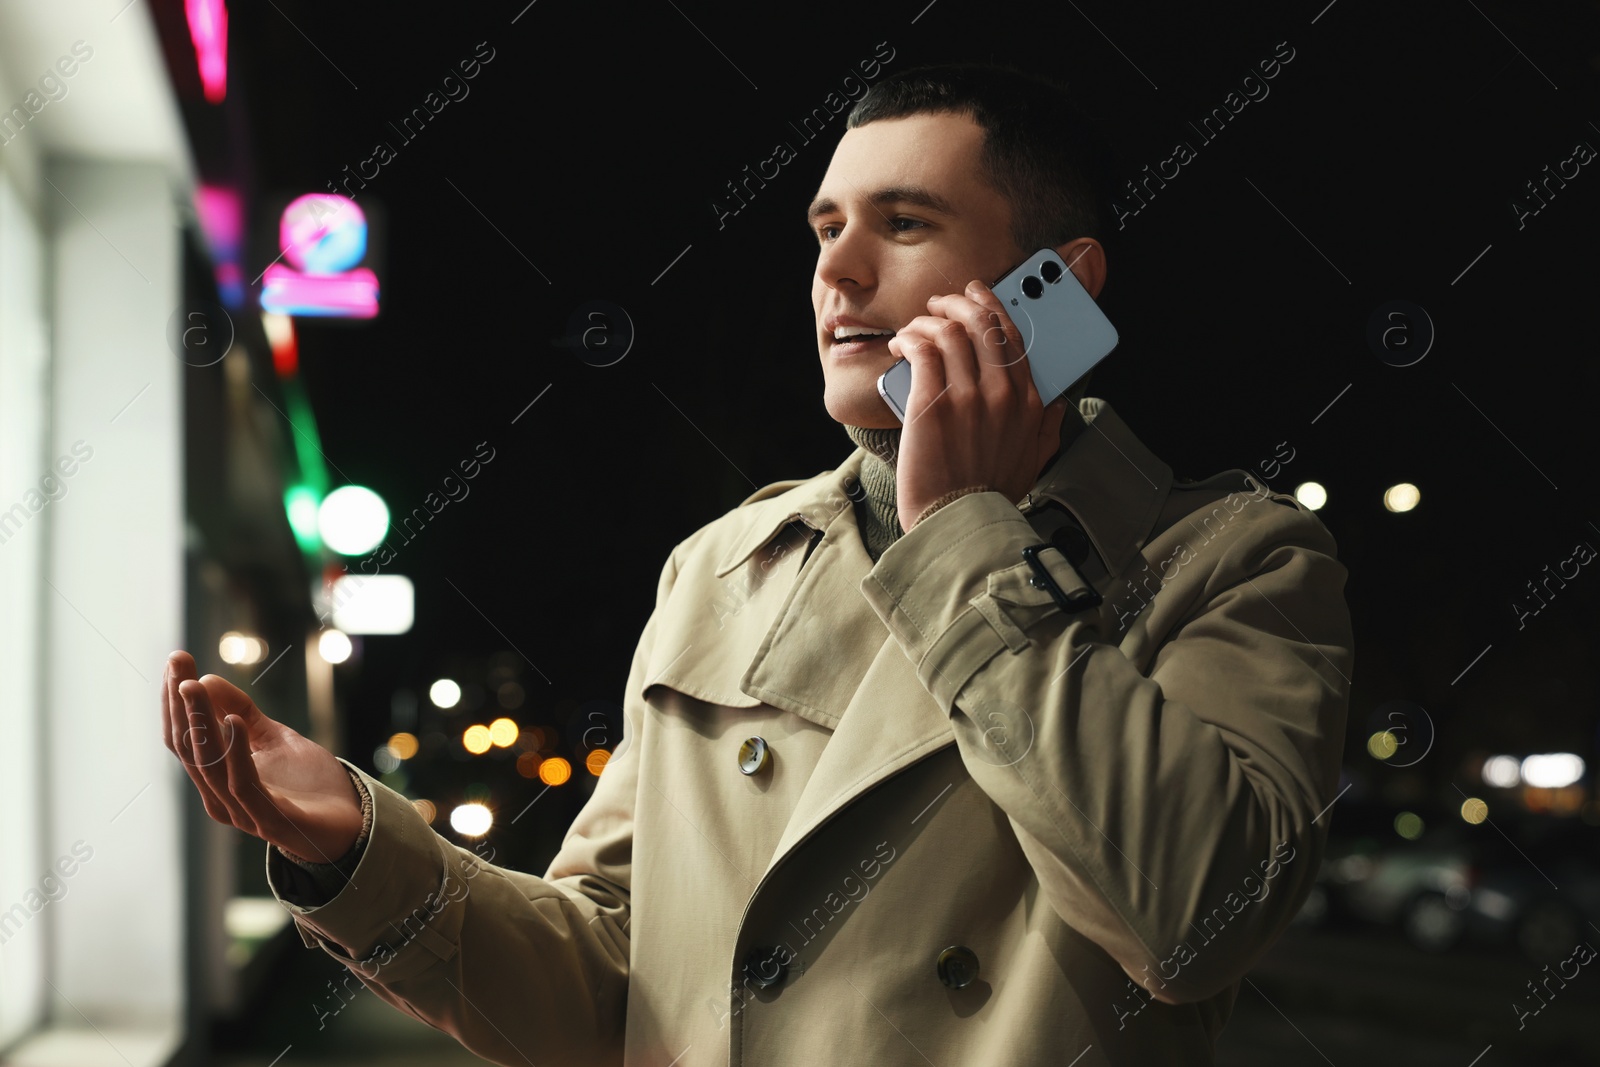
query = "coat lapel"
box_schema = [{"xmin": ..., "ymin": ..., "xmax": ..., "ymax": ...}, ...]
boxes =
[
  {"xmin": 739, "ymin": 490, "xmax": 957, "ymax": 876},
  {"xmin": 642, "ymin": 399, "xmax": 1179, "ymax": 883}
]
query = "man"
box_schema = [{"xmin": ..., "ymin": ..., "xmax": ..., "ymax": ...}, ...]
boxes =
[{"xmin": 163, "ymin": 63, "xmax": 1353, "ymax": 1065}]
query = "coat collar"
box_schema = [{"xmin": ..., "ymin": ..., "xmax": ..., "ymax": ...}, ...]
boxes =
[
  {"xmin": 713, "ymin": 450, "xmax": 866, "ymax": 579},
  {"xmin": 1026, "ymin": 397, "xmax": 1174, "ymax": 578},
  {"xmin": 687, "ymin": 399, "xmax": 1177, "ymax": 881},
  {"xmin": 713, "ymin": 397, "xmax": 1173, "ymax": 582}
]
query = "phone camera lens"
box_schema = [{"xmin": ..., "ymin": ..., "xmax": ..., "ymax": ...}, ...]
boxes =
[
  {"xmin": 1022, "ymin": 275, "xmax": 1044, "ymax": 299},
  {"xmin": 1040, "ymin": 261, "xmax": 1062, "ymax": 284}
]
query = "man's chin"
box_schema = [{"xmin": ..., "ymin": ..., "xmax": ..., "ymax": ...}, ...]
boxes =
[
  {"xmin": 822, "ymin": 392, "xmax": 901, "ymax": 430},
  {"xmin": 821, "ymin": 365, "xmax": 904, "ymax": 429}
]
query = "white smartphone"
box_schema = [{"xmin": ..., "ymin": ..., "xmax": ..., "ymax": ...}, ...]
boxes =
[{"xmin": 876, "ymin": 248, "xmax": 1119, "ymax": 421}]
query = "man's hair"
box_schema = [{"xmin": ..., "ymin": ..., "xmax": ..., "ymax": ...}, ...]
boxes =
[
  {"xmin": 846, "ymin": 62, "xmax": 1116, "ymax": 403},
  {"xmin": 845, "ymin": 62, "xmax": 1118, "ymax": 265}
]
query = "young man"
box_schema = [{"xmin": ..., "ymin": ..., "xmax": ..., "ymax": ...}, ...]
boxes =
[{"xmin": 164, "ymin": 63, "xmax": 1353, "ymax": 1065}]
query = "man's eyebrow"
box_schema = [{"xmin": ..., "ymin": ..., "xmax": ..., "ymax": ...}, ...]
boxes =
[{"xmin": 805, "ymin": 185, "xmax": 960, "ymax": 227}]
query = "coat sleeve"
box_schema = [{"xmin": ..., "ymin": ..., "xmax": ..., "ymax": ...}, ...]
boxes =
[
  {"xmin": 860, "ymin": 489, "xmax": 1353, "ymax": 1004},
  {"xmin": 266, "ymin": 544, "xmax": 682, "ymax": 1066}
]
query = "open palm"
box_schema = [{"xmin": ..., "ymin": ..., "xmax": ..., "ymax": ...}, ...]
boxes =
[{"xmin": 162, "ymin": 650, "xmax": 364, "ymax": 863}]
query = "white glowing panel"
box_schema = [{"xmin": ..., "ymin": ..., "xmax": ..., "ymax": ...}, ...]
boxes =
[{"xmin": 330, "ymin": 574, "xmax": 414, "ymax": 634}]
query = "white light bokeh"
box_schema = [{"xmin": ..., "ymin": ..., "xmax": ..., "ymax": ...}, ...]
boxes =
[
  {"xmin": 317, "ymin": 628, "xmax": 353, "ymax": 664},
  {"xmin": 1294, "ymin": 481, "xmax": 1327, "ymax": 510},
  {"xmin": 1384, "ymin": 482, "xmax": 1420, "ymax": 513},
  {"xmin": 450, "ymin": 802, "xmax": 493, "ymax": 837},
  {"xmin": 330, "ymin": 574, "xmax": 414, "ymax": 634},
  {"xmin": 1521, "ymin": 753, "xmax": 1585, "ymax": 789},
  {"xmin": 318, "ymin": 485, "xmax": 389, "ymax": 555},
  {"xmin": 1481, "ymin": 755, "xmax": 1521, "ymax": 788}
]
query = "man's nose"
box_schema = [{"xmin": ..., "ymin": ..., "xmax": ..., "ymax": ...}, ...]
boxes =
[{"xmin": 816, "ymin": 225, "xmax": 875, "ymax": 291}]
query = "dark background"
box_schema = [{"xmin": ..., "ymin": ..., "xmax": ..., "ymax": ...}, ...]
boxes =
[
  {"xmin": 210, "ymin": 0, "xmax": 1600, "ymax": 856},
  {"xmin": 173, "ymin": 2, "xmax": 1600, "ymax": 1059}
]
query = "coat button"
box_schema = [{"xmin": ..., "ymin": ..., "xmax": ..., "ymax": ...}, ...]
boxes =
[
  {"xmin": 738, "ymin": 736, "xmax": 770, "ymax": 775},
  {"xmin": 743, "ymin": 945, "xmax": 788, "ymax": 989},
  {"xmin": 936, "ymin": 945, "xmax": 979, "ymax": 989}
]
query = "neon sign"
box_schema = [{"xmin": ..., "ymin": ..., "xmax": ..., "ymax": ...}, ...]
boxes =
[
  {"xmin": 261, "ymin": 194, "xmax": 380, "ymax": 318},
  {"xmin": 185, "ymin": 0, "xmax": 227, "ymax": 103}
]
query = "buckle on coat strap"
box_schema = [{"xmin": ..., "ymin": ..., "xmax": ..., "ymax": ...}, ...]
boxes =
[{"xmin": 1020, "ymin": 542, "xmax": 1103, "ymax": 614}]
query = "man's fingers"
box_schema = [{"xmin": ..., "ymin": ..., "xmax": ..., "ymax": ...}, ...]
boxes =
[
  {"xmin": 958, "ymin": 282, "xmax": 1032, "ymax": 390},
  {"xmin": 887, "ymin": 322, "xmax": 948, "ymax": 422},
  {"xmin": 163, "ymin": 651, "xmax": 195, "ymax": 756},
  {"xmin": 164, "ymin": 655, "xmax": 238, "ymax": 826},
  {"xmin": 219, "ymin": 716, "xmax": 267, "ymax": 838},
  {"xmin": 197, "ymin": 672, "xmax": 261, "ymax": 728},
  {"xmin": 180, "ymin": 679, "xmax": 251, "ymax": 828}
]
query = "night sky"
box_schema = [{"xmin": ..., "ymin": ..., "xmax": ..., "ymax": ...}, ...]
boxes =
[{"xmin": 177, "ymin": 0, "xmax": 1600, "ymax": 862}]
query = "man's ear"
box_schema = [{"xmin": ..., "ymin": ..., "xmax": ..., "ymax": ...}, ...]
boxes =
[{"xmin": 1053, "ymin": 236, "xmax": 1106, "ymax": 301}]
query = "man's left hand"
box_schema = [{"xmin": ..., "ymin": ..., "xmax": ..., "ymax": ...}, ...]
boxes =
[{"xmin": 888, "ymin": 279, "xmax": 1070, "ymax": 532}]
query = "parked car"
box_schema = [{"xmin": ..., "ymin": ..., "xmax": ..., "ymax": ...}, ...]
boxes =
[
  {"xmin": 1291, "ymin": 798, "xmax": 1407, "ymax": 930},
  {"xmin": 1308, "ymin": 802, "xmax": 1600, "ymax": 962}
]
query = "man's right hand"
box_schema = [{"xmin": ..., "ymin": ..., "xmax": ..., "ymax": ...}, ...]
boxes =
[{"xmin": 161, "ymin": 650, "xmax": 365, "ymax": 864}]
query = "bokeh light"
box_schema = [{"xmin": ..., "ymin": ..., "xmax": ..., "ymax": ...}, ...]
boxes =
[
  {"xmin": 412, "ymin": 799, "xmax": 436, "ymax": 824},
  {"xmin": 1521, "ymin": 753, "xmax": 1586, "ymax": 789},
  {"xmin": 1460, "ymin": 797, "xmax": 1489, "ymax": 824},
  {"xmin": 1293, "ymin": 481, "xmax": 1326, "ymax": 510},
  {"xmin": 516, "ymin": 752, "xmax": 543, "ymax": 778},
  {"xmin": 586, "ymin": 749, "xmax": 611, "ymax": 776},
  {"xmin": 218, "ymin": 631, "xmax": 267, "ymax": 665},
  {"xmin": 430, "ymin": 678, "xmax": 461, "ymax": 709},
  {"xmin": 1394, "ymin": 811, "xmax": 1424, "ymax": 840},
  {"xmin": 1366, "ymin": 730, "xmax": 1398, "ymax": 760},
  {"xmin": 1383, "ymin": 482, "xmax": 1420, "ymax": 513},
  {"xmin": 1482, "ymin": 755, "xmax": 1521, "ymax": 788},
  {"xmin": 462, "ymin": 724, "xmax": 492, "ymax": 755},
  {"xmin": 317, "ymin": 485, "xmax": 389, "ymax": 555},
  {"xmin": 489, "ymin": 717, "xmax": 520, "ymax": 748},
  {"xmin": 388, "ymin": 732, "xmax": 419, "ymax": 760},
  {"xmin": 539, "ymin": 757, "xmax": 572, "ymax": 786},
  {"xmin": 449, "ymin": 802, "xmax": 493, "ymax": 837},
  {"xmin": 318, "ymin": 628, "xmax": 353, "ymax": 664}
]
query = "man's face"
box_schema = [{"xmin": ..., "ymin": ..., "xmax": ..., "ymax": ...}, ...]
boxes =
[{"xmin": 809, "ymin": 111, "xmax": 1027, "ymax": 429}]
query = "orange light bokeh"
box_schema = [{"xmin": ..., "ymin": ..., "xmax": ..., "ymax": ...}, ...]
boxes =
[{"xmin": 462, "ymin": 724, "xmax": 492, "ymax": 755}]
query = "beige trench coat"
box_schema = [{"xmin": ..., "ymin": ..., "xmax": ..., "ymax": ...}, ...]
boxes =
[{"xmin": 268, "ymin": 397, "xmax": 1354, "ymax": 1066}]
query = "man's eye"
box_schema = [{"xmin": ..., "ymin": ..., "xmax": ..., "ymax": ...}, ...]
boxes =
[{"xmin": 816, "ymin": 217, "xmax": 925, "ymax": 242}]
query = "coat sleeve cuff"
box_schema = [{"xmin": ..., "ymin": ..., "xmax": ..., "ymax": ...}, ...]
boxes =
[
  {"xmin": 266, "ymin": 757, "xmax": 470, "ymax": 982},
  {"xmin": 861, "ymin": 490, "xmax": 1100, "ymax": 715}
]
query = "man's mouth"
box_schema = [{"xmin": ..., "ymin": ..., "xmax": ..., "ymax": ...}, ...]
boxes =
[{"xmin": 830, "ymin": 325, "xmax": 897, "ymax": 350}]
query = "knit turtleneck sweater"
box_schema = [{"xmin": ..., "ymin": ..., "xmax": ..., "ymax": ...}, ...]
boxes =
[{"xmin": 843, "ymin": 399, "xmax": 1088, "ymax": 563}]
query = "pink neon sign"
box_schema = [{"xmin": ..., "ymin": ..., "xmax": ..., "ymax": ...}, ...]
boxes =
[
  {"xmin": 185, "ymin": 0, "xmax": 227, "ymax": 103},
  {"xmin": 261, "ymin": 194, "xmax": 380, "ymax": 319}
]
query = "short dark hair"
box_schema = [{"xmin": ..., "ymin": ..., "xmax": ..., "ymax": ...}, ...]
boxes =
[
  {"xmin": 846, "ymin": 62, "xmax": 1115, "ymax": 403},
  {"xmin": 845, "ymin": 62, "xmax": 1117, "ymax": 263}
]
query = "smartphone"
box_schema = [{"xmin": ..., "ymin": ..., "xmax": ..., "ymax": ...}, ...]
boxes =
[{"xmin": 876, "ymin": 248, "xmax": 1119, "ymax": 421}]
